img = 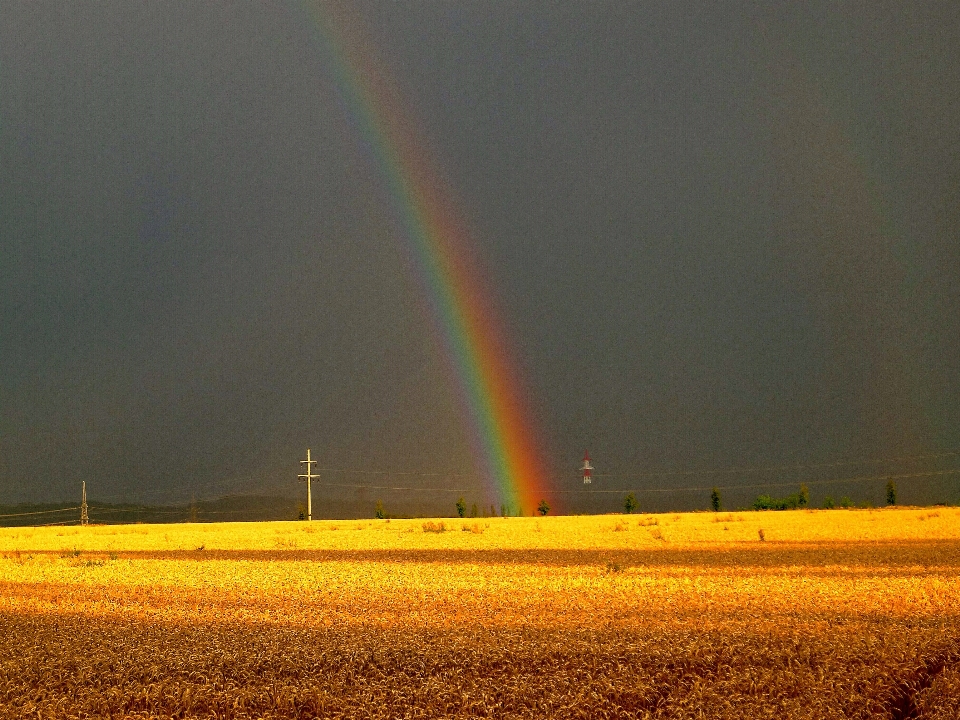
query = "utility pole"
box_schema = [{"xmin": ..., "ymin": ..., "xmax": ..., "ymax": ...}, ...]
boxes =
[
  {"xmin": 298, "ymin": 448, "xmax": 319, "ymax": 521},
  {"xmin": 80, "ymin": 481, "xmax": 89, "ymax": 526}
]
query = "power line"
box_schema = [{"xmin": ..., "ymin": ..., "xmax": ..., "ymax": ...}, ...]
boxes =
[
  {"xmin": 81, "ymin": 451, "xmax": 960, "ymax": 504},
  {"xmin": 549, "ymin": 468, "xmax": 960, "ymax": 494},
  {"xmin": 322, "ymin": 482, "xmax": 477, "ymax": 493},
  {"xmin": 287, "ymin": 468, "xmax": 960, "ymax": 497},
  {"xmin": 307, "ymin": 449, "xmax": 960, "ymax": 491},
  {"xmin": 318, "ymin": 467, "xmax": 482, "ymax": 478},
  {"xmin": 3, "ymin": 465, "xmax": 954, "ymax": 525},
  {"xmin": 592, "ymin": 450, "xmax": 960, "ymax": 480},
  {"xmin": 87, "ymin": 506, "xmax": 283, "ymax": 516},
  {"xmin": 0, "ymin": 506, "xmax": 81, "ymax": 519},
  {"xmin": 87, "ymin": 507, "xmax": 190, "ymax": 515},
  {"xmin": 17, "ymin": 450, "xmax": 951, "ymax": 511}
]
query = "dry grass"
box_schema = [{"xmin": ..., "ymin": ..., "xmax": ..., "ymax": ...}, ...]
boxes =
[{"xmin": 1, "ymin": 508, "xmax": 959, "ymax": 718}]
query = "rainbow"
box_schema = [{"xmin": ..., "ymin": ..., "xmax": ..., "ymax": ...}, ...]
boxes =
[{"xmin": 302, "ymin": 3, "xmax": 550, "ymax": 514}]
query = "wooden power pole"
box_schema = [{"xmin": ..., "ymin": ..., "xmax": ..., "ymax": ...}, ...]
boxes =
[
  {"xmin": 298, "ymin": 449, "xmax": 319, "ymax": 521},
  {"xmin": 80, "ymin": 481, "xmax": 89, "ymax": 526}
]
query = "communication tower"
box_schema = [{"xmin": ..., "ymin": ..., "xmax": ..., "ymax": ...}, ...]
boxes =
[{"xmin": 582, "ymin": 450, "xmax": 593, "ymax": 484}]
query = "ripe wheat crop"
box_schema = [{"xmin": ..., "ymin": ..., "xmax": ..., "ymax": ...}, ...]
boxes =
[{"xmin": 1, "ymin": 508, "xmax": 959, "ymax": 718}]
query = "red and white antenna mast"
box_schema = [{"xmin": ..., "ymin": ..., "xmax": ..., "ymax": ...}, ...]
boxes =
[{"xmin": 582, "ymin": 450, "xmax": 593, "ymax": 484}]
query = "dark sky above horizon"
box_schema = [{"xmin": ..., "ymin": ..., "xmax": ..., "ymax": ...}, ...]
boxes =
[{"xmin": 2, "ymin": 2, "xmax": 959, "ymax": 508}]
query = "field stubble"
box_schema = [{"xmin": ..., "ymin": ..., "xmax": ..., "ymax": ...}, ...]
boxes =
[{"xmin": 1, "ymin": 508, "xmax": 959, "ymax": 718}]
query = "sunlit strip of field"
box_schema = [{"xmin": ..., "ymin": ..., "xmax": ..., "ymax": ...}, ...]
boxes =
[
  {"xmin": 1, "ymin": 509, "xmax": 959, "ymax": 718},
  {"xmin": 3, "ymin": 507, "xmax": 959, "ymax": 553}
]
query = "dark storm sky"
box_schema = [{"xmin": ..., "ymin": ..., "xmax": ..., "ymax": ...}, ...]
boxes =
[{"xmin": 2, "ymin": 2, "xmax": 958, "ymax": 506}]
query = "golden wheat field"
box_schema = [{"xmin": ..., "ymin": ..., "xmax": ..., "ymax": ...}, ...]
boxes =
[{"xmin": 1, "ymin": 508, "xmax": 959, "ymax": 719}]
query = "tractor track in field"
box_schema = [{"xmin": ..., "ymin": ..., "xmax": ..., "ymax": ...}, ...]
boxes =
[{"xmin": 888, "ymin": 642, "xmax": 960, "ymax": 719}]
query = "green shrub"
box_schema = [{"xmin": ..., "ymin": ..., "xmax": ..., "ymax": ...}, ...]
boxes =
[
  {"xmin": 456, "ymin": 497, "xmax": 466, "ymax": 518},
  {"xmin": 752, "ymin": 486, "xmax": 809, "ymax": 511},
  {"xmin": 753, "ymin": 495, "xmax": 776, "ymax": 510},
  {"xmin": 624, "ymin": 493, "xmax": 638, "ymax": 514},
  {"xmin": 710, "ymin": 487, "xmax": 721, "ymax": 512},
  {"xmin": 537, "ymin": 499, "xmax": 550, "ymax": 516},
  {"xmin": 822, "ymin": 496, "xmax": 835, "ymax": 509}
]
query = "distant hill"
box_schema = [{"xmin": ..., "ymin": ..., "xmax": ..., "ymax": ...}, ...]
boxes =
[
  {"xmin": 0, "ymin": 492, "xmax": 462, "ymax": 527},
  {"xmin": 0, "ymin": 496, "xmax": 300, "ymax": 527}
]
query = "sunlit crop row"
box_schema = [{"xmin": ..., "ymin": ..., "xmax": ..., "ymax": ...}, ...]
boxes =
[{"xmin": 1, "ymin": 509, "xmax": 958, "ymax": 718}]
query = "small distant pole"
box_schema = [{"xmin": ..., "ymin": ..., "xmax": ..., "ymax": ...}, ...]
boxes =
[
  {"xmin": 298, "ymin": 449, "xmax": 319, "ymax": 521},
  {"xmin": 80, "ymin": 481, "xmax": 89, "ymax": 526}
]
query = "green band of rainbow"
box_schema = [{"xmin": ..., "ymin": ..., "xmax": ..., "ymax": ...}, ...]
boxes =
[{"xmin": 303, "ymin": 3, "xmax": 549, "ymax": 514}]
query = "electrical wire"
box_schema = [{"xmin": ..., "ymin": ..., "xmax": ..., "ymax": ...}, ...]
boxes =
[
  {"xmin": 0, "ymin": 506, "xmax": 81, "ymax": 519},
  {"xmin": 591, "ymin": 450, "xmax": 960, "ymax": 480},
  {"xmin": 317, "ymin": 467, "xmax": 482, "ymax": 478},
  {"xmin": 8, "ymin": 449, "xmax": 953, "ymax": 512},
  {"xmin": 321, "ymin": 482, "xmax": 476, "ymax": 493},
  {"xmin": 549, "ymin": 468, "xmax": 960, "ymax": 494}
]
